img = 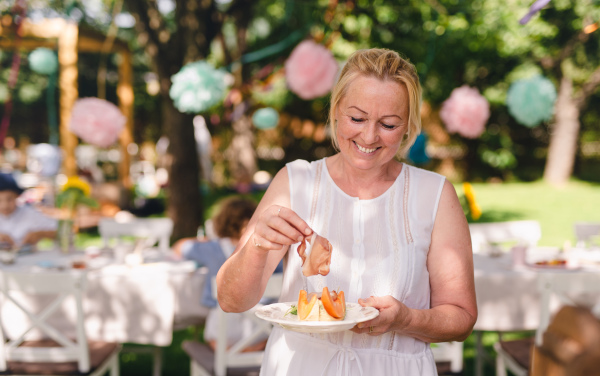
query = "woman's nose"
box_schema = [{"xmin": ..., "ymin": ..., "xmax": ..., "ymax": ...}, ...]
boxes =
[{"xmin": 361, "ymin": 121, "xmax": 379, "ymax": 144}]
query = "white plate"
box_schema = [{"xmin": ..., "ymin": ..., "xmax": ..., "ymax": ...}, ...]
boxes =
[{"xmin": 255, "ymin": 302, "xmax": 379, "ymax": 333}]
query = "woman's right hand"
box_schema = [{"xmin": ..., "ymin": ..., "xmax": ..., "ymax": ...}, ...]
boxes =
[{"xmin": 250, "ymin": 205, "xmax": 313, "ymax": 251}]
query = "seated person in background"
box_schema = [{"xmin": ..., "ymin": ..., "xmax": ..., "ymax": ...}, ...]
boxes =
[
  {"xmin": 0, "ymin": 173, "xmax": 57, "ymax": 250},
  {"xmin": 173, "ymin": 196, "xmax": 270, "ymax": 352}
]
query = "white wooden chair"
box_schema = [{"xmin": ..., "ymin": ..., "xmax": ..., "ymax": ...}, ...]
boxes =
[
  {"xmin": 98, "ymin": 217, "xmax": 174, "ymax": 253},
  {"xmin": 0, "ymin": 270, "xmax": 121, "ymax": 375},
  {"xmin": 573, "ymin": 222, "xmax": 600, "ymax": 248},
  {"xmin": 494, "ymin": 272, "xmax": 600, "ymax": 376},
  {"xmin": 431, "ymin": 341, "xmax": 464, "ymax": 374},
  {"xmin": 469, "ymin": 220, "xmax": 542, "ymax": 254},
  {"xmin": 182, "ymin": 273, "xmax": 283, "ymax": 376}
]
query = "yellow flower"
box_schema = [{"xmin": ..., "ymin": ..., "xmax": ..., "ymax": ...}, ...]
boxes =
[
  {"xmin": 470, "ymin": 202, "xmax": 482, "ymax": 220},
  {"xmin": 61, "ymin": 176, "xmax": 91, "ymax": 197},
  {"xmin": 462, "ymin": 182, "xmax": 482, "ymax": 220}
]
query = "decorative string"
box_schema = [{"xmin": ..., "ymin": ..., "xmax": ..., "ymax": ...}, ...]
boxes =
[{"xmin": 0, "ymin": 0, "xmax": 27, "ymax": 149}]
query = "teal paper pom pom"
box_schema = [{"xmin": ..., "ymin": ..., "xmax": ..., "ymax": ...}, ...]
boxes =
[
  {"xmin": 506, "ymin": 75, "xmax": 556, "ymax": 127},
  {"xmin": 169, "ymin": 61, "xmax": 228, "ymax": 113},
  {"xmin": 252, "ymin": 107, "xmax": 279, "ymax": 129},
  {"xmin": 29, "ymin": 48, "xmax": 58, "ymax": 75}
]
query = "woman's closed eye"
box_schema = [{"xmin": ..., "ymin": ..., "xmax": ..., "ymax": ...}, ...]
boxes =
[{"xmin": 350, "ymin": 117, "xmax": 365, "ymax": 123}]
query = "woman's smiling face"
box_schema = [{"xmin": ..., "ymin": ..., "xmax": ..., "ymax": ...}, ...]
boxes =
[{"xmin": 335, "ymin": 75, "xmax": 410, "ymax": 171}]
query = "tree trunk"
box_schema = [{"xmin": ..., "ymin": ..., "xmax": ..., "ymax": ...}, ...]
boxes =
[
  {"xmin": 543, "ymin": 76, "xmax": 581, "ymax": 186},
  {"xmin": 163, "ymin": 97, "xmax": 202, "ymax": 240},
  {"xmin": 228, "ymin": 113, "xmax": 257, "ymax": 188}
]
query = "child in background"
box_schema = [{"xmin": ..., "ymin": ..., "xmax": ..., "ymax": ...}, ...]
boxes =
[
  {"xmin": 0, "ymin": 173, "xmax": 57, "ymax": 251},
  {"xmin": 173, "ymin": 196, "xmax": 270, "ymax": 351}
]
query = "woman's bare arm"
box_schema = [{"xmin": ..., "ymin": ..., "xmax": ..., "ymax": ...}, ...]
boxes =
[
  {"xmin": 217, "ymin": 167, "xmax": 312, "ymax": 313},
  {"xmin": 355, "ymin": 180, "xmax": 477, "ymax": 342}
]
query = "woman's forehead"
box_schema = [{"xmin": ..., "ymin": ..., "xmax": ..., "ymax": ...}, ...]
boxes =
[{"xmin": 339, "ymin": 77, "xmax": 408, "ymax": 114}]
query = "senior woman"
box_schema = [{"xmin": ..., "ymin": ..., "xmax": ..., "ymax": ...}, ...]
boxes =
[{"xmin": 217, "ymin": 48, "xmax": 477, "ymax": 375}]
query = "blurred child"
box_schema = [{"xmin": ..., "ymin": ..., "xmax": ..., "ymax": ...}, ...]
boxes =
[
  {"xmin": 172, "ymin": 196, "xmax": 268, "ymax": 351},
  {"xmin": 0, "ymin": 173, "xmax": 57, "ymax": 250}
]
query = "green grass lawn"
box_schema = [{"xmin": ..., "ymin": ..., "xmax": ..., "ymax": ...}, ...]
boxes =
[
  {"xmin": 108, "ymin": 180, "xmax": 599, "ymax": 375},
  {"xmin": 465, "ymin": 179, "xmax": 600, "ymax": 247}
]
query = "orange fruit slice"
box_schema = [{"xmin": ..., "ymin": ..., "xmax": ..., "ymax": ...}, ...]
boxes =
[
  {"xmin": 298, "ymin": 289, "xmax": 318, "ymax": 320},
  {"xmin": 321, "ymin": 287, "xmax": 345, "ymax": 319}
]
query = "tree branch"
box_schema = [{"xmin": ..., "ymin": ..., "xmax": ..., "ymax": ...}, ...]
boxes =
[
  {"xmin": 540, "ymin": 30, "xmax": 589, "ymax": 70},
  {"xmin": 126, "ymin": 0, "xmax": 168, "ymax": 68},
  {"xmin": 574, "ymin": 64, "xmax": 600, "ymax": 110}
]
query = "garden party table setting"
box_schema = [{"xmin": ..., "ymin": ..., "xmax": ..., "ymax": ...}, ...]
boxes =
[
  {"xmin": 474, "ymin": 245, "xmax": 600, "ymax": 332},
  {"xmin": 0, "ymin": 244, "xmax": 210, "ymax": 347}
]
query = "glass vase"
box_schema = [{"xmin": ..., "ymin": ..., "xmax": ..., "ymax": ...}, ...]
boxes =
[{"xmin": 58, "ymin": 219, "xmax": 75, "ymax": 254}]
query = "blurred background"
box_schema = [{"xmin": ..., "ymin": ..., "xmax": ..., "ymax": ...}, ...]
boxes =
[{"xmin": 1, "ymin": 1, "xmax": 600, "ymax": 373}]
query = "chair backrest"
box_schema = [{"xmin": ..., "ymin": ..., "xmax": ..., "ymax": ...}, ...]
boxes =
[
  {"xmin": 430, "ymin": 342, "xmax": 464, "ymax": 373},
  {"xmin": 212, "ymin": 273, "xmax": 283, "ymax": 376},
  {"xmin": 468, "ymin": 220, "xmax": 542, "ymax": 253},
  {"xmin": 536, "ymin": 272, "xmax": 600, "ymax": 346},
  {"xmin": 0, "ymin": 270, "xmax": 91, "ymax": 372},
  {"xmin": 531, "ymin": 305, "xmax": 600, "ymax": 376},
  {"xmin": 573, "ymin": 222, "xmax": 600, "ymax": 248},
  {"xmin": 98, "ymin": 217, "xmax": 174, "ymax": 252}
]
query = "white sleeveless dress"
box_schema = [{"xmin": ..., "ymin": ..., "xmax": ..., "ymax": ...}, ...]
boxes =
[{"xmin": 260, "ymin": 158, "xmax": 445, "ymax": 376}]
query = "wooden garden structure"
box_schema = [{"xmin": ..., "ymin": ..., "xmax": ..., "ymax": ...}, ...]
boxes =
[{"xmin": 0, "ymin": 17, "xmax": 133, "ymax": 186}]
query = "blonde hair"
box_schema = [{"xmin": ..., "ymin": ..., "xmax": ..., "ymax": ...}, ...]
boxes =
[{"xmin": 328, "ymin": 48, "xmax": 422, "ymax": 157}]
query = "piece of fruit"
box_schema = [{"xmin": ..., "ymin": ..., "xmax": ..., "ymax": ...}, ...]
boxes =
[
  {"xmin": 320, "ymin": 287, "xmax": 345, "ymax": 319},
  {"xmin": 298, "ymin": 289, "xmax": 318, "ymax": 320}
]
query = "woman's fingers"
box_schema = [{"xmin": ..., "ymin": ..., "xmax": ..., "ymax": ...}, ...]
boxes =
[
  {"xmin": 253, "ymin": 206, "xmax": 312, "ymax": 251},
  {"xmin": 352, "ymin": 295, "xmax": 408, "ymax": 336},
  {"xmin": 277, "ymin": 207, "xmax": 313, "ymax": 237}
]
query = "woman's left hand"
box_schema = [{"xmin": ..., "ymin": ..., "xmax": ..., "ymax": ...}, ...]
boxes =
[{"xmin": 350, "ymin": 295, "xmax": 413, "ymax": 336}]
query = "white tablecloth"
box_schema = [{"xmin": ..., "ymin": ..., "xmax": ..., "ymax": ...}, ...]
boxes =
[
  {"xmin": 0, "ymin": 250, "xmax": 210, "ymax": 346},
  {"xmin": 474, "ymin": 248, "xmax": 600, "ymax": 332}
]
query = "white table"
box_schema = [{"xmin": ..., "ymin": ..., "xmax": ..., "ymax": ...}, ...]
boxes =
[
  {"xmin": 473, "ymin": 247, "xmax": 600, "ymax": 376},
  {"xmin": 474, "ymin": 248, "xmax": 600, "ymax": 331},
  {"xmin": 0, "ymin": 249, "xmax": 210, "ymax": 346}
]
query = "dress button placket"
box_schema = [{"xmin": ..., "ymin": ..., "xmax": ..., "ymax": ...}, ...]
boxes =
[{"xmin": 350, "ymin": 200, "xmax": 364, "ymax": 301}]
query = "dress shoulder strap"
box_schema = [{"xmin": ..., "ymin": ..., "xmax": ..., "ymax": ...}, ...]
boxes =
[{"xmin": 286, "ymin": 159, "xmax": 323, "ymax": 223}]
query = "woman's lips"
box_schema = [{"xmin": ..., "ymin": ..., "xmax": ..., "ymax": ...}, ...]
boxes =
[{"xmin": 354, "ymin": 141, "xmax": 378, "ymax": 154}]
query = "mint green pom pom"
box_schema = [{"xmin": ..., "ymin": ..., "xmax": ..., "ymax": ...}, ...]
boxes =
[
  {"xmin": 252, "ymin": 107, "xmax": 279, "ymax": 129},
  {"xmin": 169, "ymin": 61, "xmax": 228, "ymax": 113},
  {"xmin": 506, "ymin": 75, "xmax": 556, "ymax": 128},
  {"xmin": 29, "ymin": 48, "xmax": 58, "ymax": 75}
]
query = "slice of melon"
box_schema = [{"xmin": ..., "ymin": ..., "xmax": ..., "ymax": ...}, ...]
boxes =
[
  {"xmin": 298, "ymin": 290, "xmax": 318, "ymax": 321},
  {"xmin": 320, "ymin": 287, "xmax": 345, "ymax": 319}
]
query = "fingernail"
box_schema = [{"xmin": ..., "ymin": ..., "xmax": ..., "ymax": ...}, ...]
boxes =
[
  {"xmin": 297, "ymin": 236, "xmax": 303, "ymax": 242},
  {"xmin": 304, "ymin": 228, "xmax": 312, "ymax": 235},
  {"xmin": 357, "ymin": 323, "xmax": 364, "ymax": 329}
]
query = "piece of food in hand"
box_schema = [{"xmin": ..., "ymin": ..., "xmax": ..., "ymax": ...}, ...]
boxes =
[
  {"xmin": 298, "ymin": 287, "xmax": 345, "ymax": 321},
  {"xmin": 297, "ymin": 233, "xmax": 332, "ymax": 276}
]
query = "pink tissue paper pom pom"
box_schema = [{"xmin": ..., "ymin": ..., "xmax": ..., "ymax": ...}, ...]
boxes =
[
  {"xmin": 285, "ymin": 40, "xmax": 338, "ymax": 100},
  {"xmin": 69, "ymin": 98, "xmax": 126, "ymax": 148},
  {"xmin": 440, "ymin": 85, "xmax": 490, "ymax": 139}
]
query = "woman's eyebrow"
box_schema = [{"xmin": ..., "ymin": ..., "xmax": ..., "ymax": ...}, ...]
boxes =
[
  {"xmin": 347, "ymin": 106, "xmax": 367, "ymax": 114},
  {"xmin": 347, "ymin": 106, "xmax": 402, "ymax": 120}
]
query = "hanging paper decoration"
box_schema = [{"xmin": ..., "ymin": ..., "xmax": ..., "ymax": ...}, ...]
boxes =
[
  {"xmin": 169, "ymin": 61, "xmax": 229, "ymax": 113},
  {"xmin": 506, "ymin": 75, "xmax": 556, "ymax": 127},
  {"xmin": 252, "ymin": 107, "xmax": 279, "ymax": 129},
  {"xmin": 69, "ymin": 98, "xmax": 126, "ymax": 148},
  {"xmin": 440, "ymin": 85, "xmax": 490, "ymax": 139},
  {"xmin": 27, "ymin": 143, "xmax": 62, "ymax": 176},
  {"xmin": 28, "ymin": 48, "xmax": 58, "ymax": 75},
  {"xmin": 519, "ymin": 0, "xmax": 551, "ymax": 25},
  {"xmin": 285, "ymin": 40, "xmax": 338, "ymax": 100},
  {"xmin": 408, "ymin": 134, "xmax": 430, "ymax": 165}
]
